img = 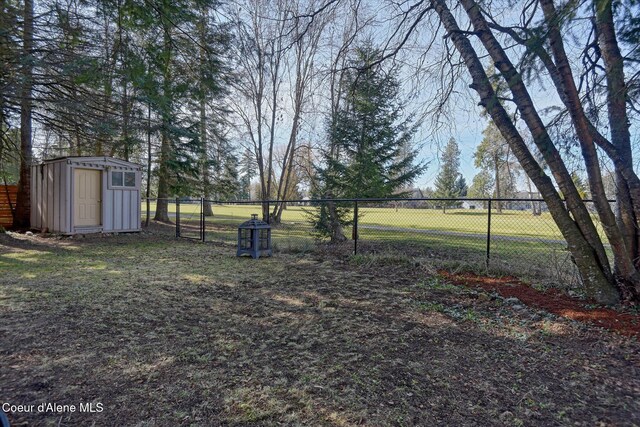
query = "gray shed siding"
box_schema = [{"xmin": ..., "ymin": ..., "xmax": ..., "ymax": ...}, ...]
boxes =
[
  {"xmin": 31, "ymin": 157, "xmax": 142, "ymax": 234},
  {"xmin": 30, "ymin": 161, "xmax": 66, "ymax": 231},
  {"xmin": 104, "ymin": 185, "xmax": 139, "ymax": 232}
]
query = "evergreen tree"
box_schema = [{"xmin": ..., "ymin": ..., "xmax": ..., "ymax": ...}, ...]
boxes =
[
  {"xmin": 209, "ymin": 130, "xmax": 240, "ymax": 201},
  {"xmin": 122, "ymin": 0, "xmax": 231, "ymax": 222},
  {"xmin": 313, "ymin": 44, "xmax": 426, "ymax": 240},
  {"xmin": 0, "ymin": 0, "xmax": 20, "ymax": 185},
  {"xmin": 454, "ymin": 175, "xmax": 468, "ymax": 198},
  {"xmin": 323, "ymin": 45, "xmax": 425, "ymax": 199},
  {"xmin": 193, "ymin": 4, "xmax": 232, "ymax": 213},
  {"xmin": 433, "ymin": 137, "xmax": 466, "ymax": 211},
  {"xmin": 237, "ymin": 148, "xmax": 255, "ymax": 200},
  {"xmin": 14, "ymin": 0, "xmax": 33, "ymax": 227}
]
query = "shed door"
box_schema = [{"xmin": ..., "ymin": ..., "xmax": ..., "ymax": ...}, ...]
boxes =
[{"xmin": 74, "ymin": 168, "xmax": 101, "ymax": 227}]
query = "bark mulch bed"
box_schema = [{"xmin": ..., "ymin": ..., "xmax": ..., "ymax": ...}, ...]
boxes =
[{"xmin": 440, "ymin": 270, "xmax": 640, "ymax": 337}]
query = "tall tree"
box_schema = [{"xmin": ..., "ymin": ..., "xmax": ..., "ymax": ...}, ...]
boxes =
[
  {"xmin": 231, "ymin": 0, "xmax": 287, "ymax": 221},
  {"xmin": 311, "ymin": 1, "xmax": 365, "ymax": 242},
  {"xmin": 271, "ymin": 0, "xmax": 327, "ymax": 223},
  {"xmin": 14, "ymin": 0, "xmax": 33, "ymax": 228},
  {"xmin": 136, "ymin": 0, "xmax": 228, "ymax": 222},
  {"xmin": 317, "ymin": 0, "xmax": 640, "ymax": 302},
  {"xmin": 433, "ymin": 137, "xmax": 465, "ymax": 211},
  {"xmin": 237, "ymin": 147, "xmax": 255, "ymax": 200},
  {"xmin": 0, "ymin": 0, "xmax": 20, "ymax": 188},
  {"xmin": 323, "ymin": 44, "xmax": 425, "ymax": 199},
  {"xmin": 313, "ymin": 44, "xmax": 425, "ymax": 240}
]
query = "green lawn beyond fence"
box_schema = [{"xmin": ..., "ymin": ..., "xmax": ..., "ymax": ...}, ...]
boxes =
[{"xmin": 141, "ymin": 199, "xmax": 605, "ymax": 287}]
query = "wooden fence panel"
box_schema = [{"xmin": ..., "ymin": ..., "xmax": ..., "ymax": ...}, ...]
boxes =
[{"xmin": 0, "ymin": 185, "xmax": 17, "ymax": 228}]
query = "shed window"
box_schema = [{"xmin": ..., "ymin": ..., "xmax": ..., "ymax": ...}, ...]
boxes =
[
  {"xmin": 112, "ymin": 171, "xmax": 123, "ymax": 186},
  {"xmin": 111, "ymin": 171, "xmax": 136, "ymax": 188},
  {"xmin": 125, "ymin": 172, "xmax": 136, "ymax": 187}
]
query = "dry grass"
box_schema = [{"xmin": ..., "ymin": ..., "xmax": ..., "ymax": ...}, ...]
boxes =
[{"xmin": 1, "ymin": 231, "xmax": 639, "ymax": 426}]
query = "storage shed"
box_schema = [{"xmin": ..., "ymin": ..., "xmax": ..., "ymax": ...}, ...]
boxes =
[{"xmin": 31, "ymin": 156, "xmax": 143, "ymax": 234}]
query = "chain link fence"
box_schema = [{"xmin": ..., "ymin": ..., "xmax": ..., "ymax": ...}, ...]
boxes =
[{"xmin": 141, "ymin": 197, "xmax": 614, "ymax": 287}]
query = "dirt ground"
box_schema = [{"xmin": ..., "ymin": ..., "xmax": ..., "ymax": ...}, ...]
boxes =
[{"xmin": 1, "ymin": 231, "xmax": 639, "ymax": 426}]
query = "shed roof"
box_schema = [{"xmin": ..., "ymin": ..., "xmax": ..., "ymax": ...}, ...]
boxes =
[{"xmin": 38, "ymin": 156, "xmax": 143, "ymax": 170}]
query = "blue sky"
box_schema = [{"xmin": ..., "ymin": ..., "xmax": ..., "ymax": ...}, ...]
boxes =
[{"xmin": 416, "ymin": 113, "xmax": 486, "ymax": 189}]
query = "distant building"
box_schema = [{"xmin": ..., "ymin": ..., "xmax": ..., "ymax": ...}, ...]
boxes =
[{"xmin": 461, "ymin": 200, "xmax": 479, "ymax": 209}]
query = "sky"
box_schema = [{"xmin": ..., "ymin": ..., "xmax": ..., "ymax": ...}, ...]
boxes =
[{"xmin": 414, "ymin": 108, "xmax": 486, "ymax": 189}]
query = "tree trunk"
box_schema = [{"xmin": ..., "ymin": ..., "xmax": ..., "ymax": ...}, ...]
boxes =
[
  {"xmin": 154, "ymin": 23, "xmax": 172, "ymax": 224},
  {"xmin": 432, "ymin": 0, "xmax": 619, "ymax": 303},
  {"xmin": 117, "ymin": 0, "xmax": 128, "ymax": 161},
  {"xmin": 594, "ymin": 0, "xmax": 639, "ymax": 265},
  {"xmin": 459, "ymin": 0, "xmax": 630, "ymax": 292},
  {"xmin": 526, "ymin": 176, "xmax": 538, "ymax": 215},
  {"xmin": 461, "ymin": 0, "xmax": 613, "ymax": 280},
  {"xmin": 488, "ymin": 0, "xmax": 640, "ymax": 291},
  {"xmin": 273, "ymin": 29, "xmax": 319, "ymax": 224},
  {"xmin": 14, "ymin": 0, "xmax": 33, "ymax": 229},
  {"xmin": 273, "ymin": 121, "xmax": 300, "ymax": 224},
  {"xmin": 197, "ymin": 12, "xmax": 213, "ymax": 217},
  {"xmin": 327, "ymin": 201, "xmax": 346, "ymax": 243},
  {"xmin": 537, "ymin": 0, "xmax": 640, "ymax": 296},
  {"xmin": 122, "ymin": 81, "xmax": 130, "ymax": 161},
  {"xmin": 203, "ymin": 200, "xmax": 213, "ymax": 216},
  {"xmin": 493, "ymin": 154, "xmax": 502, "ymax": 214},
  {"xmin": 145, "ymin": 102, "xmax": 151, "ymax": 227},
  {"xmin": 265, "ymin": 38, "xmax": 282, "ymax": 224},
  {"xmin": 154, "ymin": 129, "xmax": 171, "ymax": 223},
  {"xmin": 199, "ymin": 86, "xmax": 213, "ymax": 217}
]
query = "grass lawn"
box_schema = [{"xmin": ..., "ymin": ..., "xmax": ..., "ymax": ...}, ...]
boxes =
[
  {"xmin": 142, "ymin": 202, "xmax": 569, "ymax": 240},
  {"xmin": 1, "ymin": 231, "xmax": 638, "ymax": 426},
  {"xmin": 145, "ymin": 202, "xmax": 580, "ymax": 282}
]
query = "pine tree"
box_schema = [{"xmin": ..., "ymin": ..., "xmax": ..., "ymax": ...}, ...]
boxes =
[
  {"xmin": 14, "ymin": 0, "xmax": 34, "ymax": 228},
  {"xmin": 124, "ymin": 0, "xmax": 230, "ymax": 222},
  {"xmin": 455, "ymin": 175, "xmax": 468, "ymax": 198},
  {"xmin": 325, "ymin": 45, "xmax": 425, "ymax": 199},
  {"xmin": 237, "ymin": 148, "xmax": 255, "ymax": 200},
  {"xmin": 433, "ymin": 138, "xmax": 466, "ymax": 211},
  {"xmin": 0, "ymin": 0, "xmax": 21, "ymax": 186},
  {"xmin": 313, "ymin": 44, "xmax": 426, "ymax": 240},
  {"xmin": 210, "ymin": 131, "xmax": 240, "ymax": 201}
]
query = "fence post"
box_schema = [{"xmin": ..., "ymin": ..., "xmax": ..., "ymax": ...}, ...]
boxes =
[
  {"xmin": 266, "ymin": 200, "xmax": 270, "ymax": 224},
  {"xmin": 486, "ymin": 198, "xmax": 492, "ymax": 267},
  {"xmin": 176, "ymin": 197, "xmax": 180, "ymax": 238},
  {"xmin": 353, "ymin": 200, "xmax": 359, "ymax": 255},
  {"xmin": 145, "ymin": 197, "xmax": 150, "ymax": 228},
  {"xmin": 201, "ymin": 197, "xmax": 205, "ymax": 242}
]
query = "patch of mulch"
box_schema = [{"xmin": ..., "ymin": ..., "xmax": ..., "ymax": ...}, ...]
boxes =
[{"xmin": 439, "ymin": 270, "xmax": 640, "ymax": 337}]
